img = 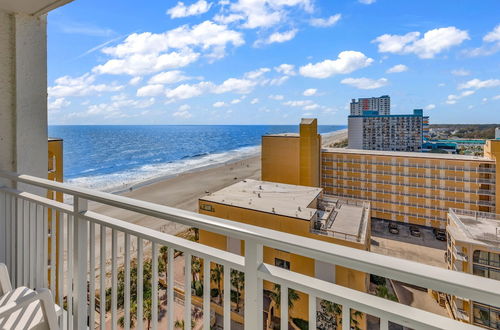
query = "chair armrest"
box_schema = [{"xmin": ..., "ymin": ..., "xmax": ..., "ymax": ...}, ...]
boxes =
[
  {"xmin": 0, "ymin": 289, "xmax": 59, "ymax": 329},
  {"xmin": 0, "ymin": 263, "xmax": 12, "ymax": 295}
]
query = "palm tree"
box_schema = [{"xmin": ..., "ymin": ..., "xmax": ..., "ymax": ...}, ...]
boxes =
[
  {"xmin": 191, "ymin": 257, "xmax": 201, "ymax": 284},
  {"xmin": 230, "ymin": 270, "xmax": 244, "ymax": 312},
  {"xmin": 174, "ymin": 319, "xmax": 185, "ymax": 329},
  {"xmin": 317, "ymin": 300, "xmax": 341, "ymax": 330},
  {"xmin": 210, "ymin": 264, "xmax": 223, "ymax": 304},
  {"xmin": 159, "ymin": 246, "xmax": 169, "ymax": 289},
  {"xmin": 269, "ymin": 284, "xmax": 300, "ymax": 325},
  {"xmin": 269, "ymin": 284, "xmax": 300, "ymax": 310}
]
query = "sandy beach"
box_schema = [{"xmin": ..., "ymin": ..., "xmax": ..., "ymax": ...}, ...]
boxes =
[{"xmin": 89, "ymin": 128, "xmax": 347, "ymax": 235}]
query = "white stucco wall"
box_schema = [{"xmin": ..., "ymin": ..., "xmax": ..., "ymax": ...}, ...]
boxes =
[{"xmin": 0, "ymin": 11, "xmax": 48, "ymax": 186}]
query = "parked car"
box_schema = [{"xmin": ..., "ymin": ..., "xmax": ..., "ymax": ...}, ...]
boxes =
[
  {"xmin": 388, "ymin": 223, "xmax": 399, "ymax": 234},
  {"xmin": 409, "ymin": 226, "xmax": 421, "ymax": 237},
  {"xmin": 434, "ymin": 228, "xmax": 447, "ymax": 241}
]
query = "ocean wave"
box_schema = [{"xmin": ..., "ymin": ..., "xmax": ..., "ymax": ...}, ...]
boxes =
[{"xmin": 66, "ymin": 145, "xmax": 260, "ymax": 193}]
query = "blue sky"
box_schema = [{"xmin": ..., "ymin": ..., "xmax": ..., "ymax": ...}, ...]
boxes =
[{"xmin": 47, "ymin": 0, "xmax": 500, "ymax": 125}]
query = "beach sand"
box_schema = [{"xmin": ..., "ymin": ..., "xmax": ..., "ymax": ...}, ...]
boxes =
[{"xmin": 89, "ymin": 129, "xmax": 347, "ymax": 235}]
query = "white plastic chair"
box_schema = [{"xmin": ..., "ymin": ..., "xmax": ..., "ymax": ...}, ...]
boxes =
[{"xmin": 0, "ymin": 264, "xmax": 59, "ymax": 329}]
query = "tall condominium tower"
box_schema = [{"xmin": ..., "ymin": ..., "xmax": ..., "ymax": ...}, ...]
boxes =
[{"xmin": 350, "ymin": 95, "xmax": 390, "ymax": 115}]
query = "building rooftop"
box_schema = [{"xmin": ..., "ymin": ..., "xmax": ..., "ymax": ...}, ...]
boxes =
[
  {"xmin": 263, "ymin": 133, "xmax": 299, "ymax": 137},
  {"xmin": 200, "ymin": 179, "xmax": 321, "ymax": 220},
  {"xmin": 323, "ymin": 147, "xmax": 494, "ymax": 162},
  {"xmin": 448, "ymin": 209, "xmax": 500, "ymax": 249},
  {"xmin": 200, "ymin": 179, "xmax": 369, "ymax": 242}
]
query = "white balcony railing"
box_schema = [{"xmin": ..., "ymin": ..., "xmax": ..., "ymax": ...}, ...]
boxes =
[{"xmin": 1, "ymin": 171, "xmax": 500, "ymax": 330}]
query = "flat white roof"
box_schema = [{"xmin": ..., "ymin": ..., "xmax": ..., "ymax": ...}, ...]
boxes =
[
  {"xmin": 323, "ymin": 147, "xmax": 493, "ymax": 162},
  {"xmin": 448, "ymin": 210, "xmax": 500, "ymax": 249},
  {"xmin": 200, "ymin": 179, "xmax": 321, "ymax": 220}
]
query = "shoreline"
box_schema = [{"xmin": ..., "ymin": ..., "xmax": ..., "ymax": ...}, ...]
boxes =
[
  {"xmin": 88, "ymin": 128, "xmax": 348, "ymax": 236},
  {"xmin": 102, "ymin": 128, "xmax": 347, "ymax": 196}
]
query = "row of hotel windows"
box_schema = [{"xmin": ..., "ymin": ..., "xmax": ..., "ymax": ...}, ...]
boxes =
[{"xmin": 473, "ymin": 250, "xmax": 500, "ymax": 281}]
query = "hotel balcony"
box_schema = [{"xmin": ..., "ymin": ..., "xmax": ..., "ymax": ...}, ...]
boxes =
[
  {"xmin": 1, "ymin": 171, "xmax": 500, "ymax": 329},
  {"xmin": 1, "ymin": 1, "xmax": 500, "ymax": 329}
]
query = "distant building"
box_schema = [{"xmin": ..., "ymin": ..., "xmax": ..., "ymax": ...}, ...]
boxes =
[
  {"xmin": 350, "ymin": 95, "xmax": 390, "ymax": 115},
  {"xmin": 261, "ymin": 120, "xmax": 500, "ymax": 229},
  {"xmin": 496, "ymin": 127, "xmax": 500, "ymax": 139},
  {"xmin": 445, "ymin": 208, "xmax": 500, "ymax": 328},
  {"xmin": 348, "ymin": 109, "xmax": 427, "ymax": 152}
]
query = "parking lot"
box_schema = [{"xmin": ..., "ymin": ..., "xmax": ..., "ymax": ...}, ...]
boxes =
[{"xmin": 370, "ymin": 218, "xmax": 447, "ymax": 268}]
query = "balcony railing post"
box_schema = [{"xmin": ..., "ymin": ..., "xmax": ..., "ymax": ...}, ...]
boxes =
[
  {"xmin": 244, "ymin": 239, "xmax": 263, "ymax": 329},
  {"xmin": 73, "ymin": 196, "xmax": 88, "ymax": 330}
]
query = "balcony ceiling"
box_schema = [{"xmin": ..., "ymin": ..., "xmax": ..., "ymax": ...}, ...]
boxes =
[{"xmin": 0, "ymin": 0, "xmax": 74, "ymax": 16}]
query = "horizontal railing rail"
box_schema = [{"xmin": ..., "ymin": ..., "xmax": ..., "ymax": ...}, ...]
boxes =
[{"xmin": 1, "ymin": 171, "xmax": 498, "ymax": 330}]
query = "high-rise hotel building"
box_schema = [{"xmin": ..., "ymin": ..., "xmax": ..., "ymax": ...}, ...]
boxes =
[
  {"xmin": 350, "ymin": 95, "xmax": 391, "ymax": 115},
  {"xmin": 348, "ymin": 109, "xmax": 429, "ymax": 152},
  {"xmin": 261, "ymin": 119, "xmax": 500, "ymax": 229}
]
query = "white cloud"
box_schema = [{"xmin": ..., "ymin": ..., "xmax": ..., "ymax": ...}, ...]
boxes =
[
  {"xmin": 303, "ymin": 103, "xmax": 319, "ymax": 110},
  {"xmin": 173, "ymin": 107, "xmax": 193, "ymax": 118},
  {"xmin": 79, "ymin": 94, "xmax": 155, "ymax": 118},
  {"xmin": 310, "ymin": 14, "xmax": 341, "ymax": 27},
  {"xmin": 165, "ymin": 81, "xmax": 214, "ymax": 100},
  {"xmin": 129, "ymin": 77, "xmax": 142, "ymax": 85},
  {"xmin": 303, "ymin": 88, "xmax": 317, "ymax": 96},
  {"xmin": 255, "ymin": 29, "xmax": 298, "ymax": 46},
  {"xmin": 94, "ymin": 21, "xmax": 244, "ymax": 75},
  {"xmin": 48, "ymin": 73, "xmax": 124, "ymax": 97},
  {"xmin": 48, "ymin": 97, "xmax": 71, "ymax": 111},
  {"xmin": 179, "ymin": 104, "xmax": 191, "ymax": 111},
  {"xmin": 250, "ymin": 98, "xmax": 259, "ymax": 104},
  {"xmin": 299, "ymin": 51, "xmax": 373, "ymax": 79},
  {"xmin": 213, "ymin": 78, "xmax": 256, "ymax": 94},
  {"xmin": 274, "ymin": 64, "xmax": 295, "ymax": 76},
  {"xmin": 266, "ymin": 76, "xmax": 289, "ymax": 86},
  {"xmin": 446, "ymin": 90, "xmax": 475, "ymax": 104},
  {"xmin": 451, "ymin": 69, "xmax": 470, "ymax": 76},
  {"xmin": 93, "ymin": 50, "xmax": 200, "ymax": 76},
  {"xmin": 244, "ymin": 67, "xmax": 270, "ymax": 80},
  {"xmin": 484, "ymin": 24, "xmax": 500, "ymax": 42},
  {"xmin": 386, "ymin": 64, "xmax": 408, "ymax": 73},
  {"xmin": 359, "ymin": 0, "xmax": 375, "ymax": 4},
  {"xmin": 137, "ymin": 84, "xmax": 164, "ymax": 97},
  {"xmin": 149, "ymin": 70, "xmax": 191, "ymax": 84},
  {"xmin": 424, "ymin": 104, "xmax": 436, "ymax": 110},
  {"xmin": 492, "ymin": 95, "xmax": 500, "ymax": 100},
  {"xmin": 463, "ymin": 24, "xmax": 500, "ymax": 57},
  {"xmin": 219, "ymin": 0, "xmax": 313, "ymax": 29},
  {"xmin": 269, "ymin": 94, "xmax": 284, "ymax": 100},
  {"xmin": 372, "ymin": 27, "xmax": 469, "ymax": 59},
  {"xmin": 213, "ymin": 101, "xmax": 227, "ymax": 108},
  {"xmin": 283, "ymin": 100, "xmax": 313, "ymax": 107},
  {"xmin": 458, "ymin": 78, "xmax": 500, "ymax": 90},
  {"xmin": 167, "ymin": 0, "xmax": 212, "ymax": 18},
  {"xmin": 231, "ymin": 98, "xmax": 241, "ymax": 104},
  {"xmin": 341, "ymin": 77, "xmax": 388, "ymax": 89}
]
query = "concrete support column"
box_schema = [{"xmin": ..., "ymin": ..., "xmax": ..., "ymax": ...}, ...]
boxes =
[{"xmin": 0, "ymin": 10, "xmax": 48, "ymax": 183}]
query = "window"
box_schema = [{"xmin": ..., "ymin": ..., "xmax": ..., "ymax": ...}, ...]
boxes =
[
  {"xmin": 200, "ymin": 204, "xmax": 214, "ymax": 212},
  {"xmin": 275, "ymin": 258, "xmax": 290, "ymax": 270},
  {"xmin": 473, "ymin": 303, "xmax": 500, "ymax": 329},
  {"xmin": 472, "ymin": 250, "xmax": 500, "ymax": 281}
]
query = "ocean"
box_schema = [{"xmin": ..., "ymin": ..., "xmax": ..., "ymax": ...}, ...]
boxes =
[{"xmin": 48, "ymin": 125, "xmax": 346, "ymax": 192}]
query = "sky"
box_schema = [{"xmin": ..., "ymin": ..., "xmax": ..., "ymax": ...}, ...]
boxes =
[{"xmin": 47, "ymin": 0, "xmax": 500, "ymax": 125}]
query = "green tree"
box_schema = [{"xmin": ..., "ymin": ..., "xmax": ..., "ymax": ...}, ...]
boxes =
[
  {"xmin": 210, "ymin": 264, "xmax": 224, "ymax": 304},
  {"xmin": 269, "ymin": 284, "xmax": 300, "ymax": 312},
  {"xmin": 230, "ymin": 270, "xmax": 244, "ymax": 312}
]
